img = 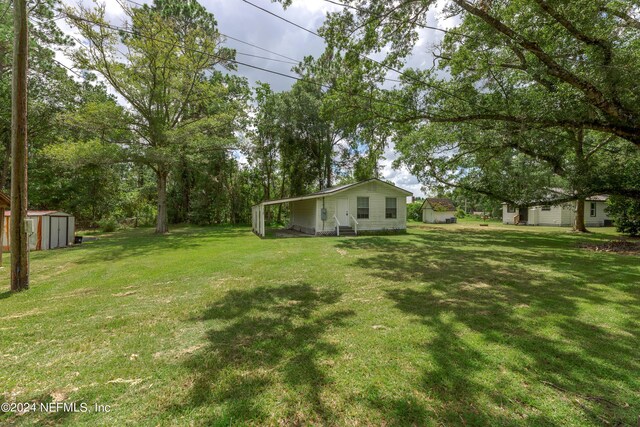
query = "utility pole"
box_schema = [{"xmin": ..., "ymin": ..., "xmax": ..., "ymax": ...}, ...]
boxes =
[{"xmin": 11, "ymin": 0, "xmax": 29, "ymax": 291}]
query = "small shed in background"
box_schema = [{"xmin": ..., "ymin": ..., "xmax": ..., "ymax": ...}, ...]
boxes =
[
  {"xmin": 422, "ymin": 198, "xmax": 457, "ymax": 224},
  {"xmin": 2, "ymin": 210, "xmax": 75, "ymax": 251}
]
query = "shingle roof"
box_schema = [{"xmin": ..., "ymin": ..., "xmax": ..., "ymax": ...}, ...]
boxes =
[
  {"xmin": 256, "ymin": 178, "xmax": 412, "ymax": 207},
  {"xmin": 422, "ymin": 198, "xmax": 456, "ymax": 211}
]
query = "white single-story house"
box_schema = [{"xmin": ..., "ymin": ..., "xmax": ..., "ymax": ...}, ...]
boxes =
[
  {"xmin": 2, "ymin": 210, "xmax": 75, "ymax": 251},
  {"xmin": 252, "ymin": 178, "xmax": 412, "ymax": 237},
  {"xmin": 502, "ymin": 196, "xmax": 612, "ymax": 227},
  {"xmin": 421, "ymin": 198, "xmax": 457, "ymax": 224}
]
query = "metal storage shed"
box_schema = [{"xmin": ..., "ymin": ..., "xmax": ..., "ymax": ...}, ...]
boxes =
[{"xmin": 2, "ymin": 210, "xmax": 75, "ymax": 251}]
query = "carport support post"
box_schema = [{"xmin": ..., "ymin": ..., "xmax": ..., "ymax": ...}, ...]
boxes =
[{"xmin": 260, "ymin": 204, "xmax": 265, "ymax": 237}]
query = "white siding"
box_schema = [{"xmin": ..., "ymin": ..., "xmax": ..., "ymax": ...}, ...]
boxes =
[
  {"xmin": 502, "ymin": 201, "xmax": 610, "ymax": 227},
  {"xmin": 560, "ymin": 204, "xmax": 574, "ymax": 226},
  {"xmin": 316, "ymin": 181, "xmax": 408, "ymax": 233},
  {"xmin": 423, "ymin": 209, "xmax": 456, "ymax": 224},
  {"xmin": 502, "ymin": 205, "xmax": 517, "ymax": 224},
  {"xmin": 290, "ymin": 199, "xmax": 317, "ymax": 234},
  {"xmin": 584, "ymin": 201, "xmax": 611, "ymax": 227},
  {"xmin": 533, "ymin": 206, "xmax": 563, "ymax": 226}
]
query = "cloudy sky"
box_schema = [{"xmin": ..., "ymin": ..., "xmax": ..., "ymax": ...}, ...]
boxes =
[{"xmin": 58, "ymin": 0, "xmax": 453, "ymax": 197}]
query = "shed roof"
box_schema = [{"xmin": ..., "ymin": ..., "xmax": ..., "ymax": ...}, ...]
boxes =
[
  {"xmin": 0, "ymin": 192, "xmax": 9, "ymax": 209},
  {"xmin": 421, "ymin": 198, "xmax": 456, "ymax": 211},
  {"xmin": 255, "ymin": 178, "xmax": 412, "ymax": 207},
  {"xmin": 501, "ymin": 194, "xmax": 609, "ymax": 205},
  {"xmin": 4, "ymin": 210, "xmax": 72, "ymax": 217}
]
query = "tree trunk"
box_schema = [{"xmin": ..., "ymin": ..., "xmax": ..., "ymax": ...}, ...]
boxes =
[
  {"xmin": 574, "ymin": 199, "xmax": 588, "ymax": 232},
  {"xmin": 10, "ymin": 0, "xmax": 29, "ymax": 291},
  {"xmin": 277, "ymin": 177, "xmax": 285, "ymax": 224},
  {"xmin": 155, "ymin": 169, "xmax": 169, "ymax": 234},
  {"xmin": 0, "ymin": 140, "xmax": 10, "ymax": 190}
]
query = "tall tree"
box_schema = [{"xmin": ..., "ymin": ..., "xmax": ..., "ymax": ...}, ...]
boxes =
[
  {"xmin": 66, "ymin": 0, "xmax": 237, "ymax": 233},
  {"xmin": 278, "ymin": 0, "xmax": 640, "ymax": 214}
]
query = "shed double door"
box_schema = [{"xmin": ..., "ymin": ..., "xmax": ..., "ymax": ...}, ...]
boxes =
[{"xmin": 49, "ymin": 216, "xmax": 68, "ymax": 249}]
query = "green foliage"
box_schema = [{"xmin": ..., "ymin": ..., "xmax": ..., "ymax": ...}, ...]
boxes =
[
  {"xmin": 277, "ymin": 0, "xmax": 640, "ymax": 207},
  {"xmin": 455, "ymin": 208, "xmax": 466, "ymax": 219},
  {"xmin": 66, "ymin": 0, "xmax": 245, "ymax": 232},
  {"xmin": 406, "ymin": 201, "xmax": 423, "ymax": 221},
  {"xmin": 98, "ymin": 217, "xmax": 119, "ymax": 232},
  {"xmin": 607, "ymin": 196, "xmax": 640, "ymax": 236}
]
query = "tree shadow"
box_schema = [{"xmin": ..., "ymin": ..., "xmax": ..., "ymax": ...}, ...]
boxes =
[
  {"xmin": 174, "ymin": 283, "xmax": 354, "ymax": 425},
  {"xmin": 337, "ymin": 230, "xmax": 640, "ymax": 425},
  {"xmin": 54, "ymin": 225, "xmax": 248, "ymax": 264}
]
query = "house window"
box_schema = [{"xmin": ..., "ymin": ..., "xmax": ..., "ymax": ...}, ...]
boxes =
[
  {"xmin": 590, "ymin": 202, "xmax": 597, "ymax": 217},
  {"xmin": 357, "ymin": 197, "xmax": 369, "ymax": 219},
  {"xmin": 506, "ymin": 205, "xmax": 515, "ymax": 213},
  {"xmin": 385, "ymin": 197, "xmax": 397, "ymax": 219},
  {"xmin": 541, "ymin": 205, "xmax": 551, "ymax": 211}
]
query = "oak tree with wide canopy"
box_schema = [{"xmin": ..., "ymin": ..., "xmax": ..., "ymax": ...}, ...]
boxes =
[{"xmin": 278, "ymin": 0, "xmax": 640, "ymax": 230}]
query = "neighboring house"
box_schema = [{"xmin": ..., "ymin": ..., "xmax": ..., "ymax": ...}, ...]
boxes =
[
  {"xmin": 502, "ymin": 196, "xmax": 612, "ymax": 227},
  {"xmin": 252, "ymin": 178, "xmax": 412, "ymax": 237},
  {"xmin": 421, "ymin": 198, "xmax": 457, "ymax": 224},
  {"xmin": 2, "ymin": 210, "xmax": 76, "ymax": 251}
]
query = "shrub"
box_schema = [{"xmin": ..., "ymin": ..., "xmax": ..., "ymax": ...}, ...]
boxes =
[
  {"xmin": 406, "ymin": 201, "xmax": 423, "ymax": 221},
  {"xmin": 606, "ymin": 196, "xmax": 640, "ymax": 237},
  {"xmin": 98, "ymin": 217, "xmax": 119, "ymax": 232},
  {"xmin": 455, "ymin": 208, "xmax": 466, "ymax": 218}
]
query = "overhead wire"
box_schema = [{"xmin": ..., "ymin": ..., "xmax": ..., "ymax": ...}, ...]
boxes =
[{"xmin": 59, "ymin": 10, "xmax": 419, "ymax": 117}]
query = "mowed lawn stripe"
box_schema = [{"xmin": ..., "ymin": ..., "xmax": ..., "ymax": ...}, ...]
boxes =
[{"xmin": 0, "ymin": 222, "xmax": 638, "ymax": 426}]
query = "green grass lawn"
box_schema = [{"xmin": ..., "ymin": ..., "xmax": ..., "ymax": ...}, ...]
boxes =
[{"xmin": 1, "ymin": 222, "xmax": 638, "ymax": 426}]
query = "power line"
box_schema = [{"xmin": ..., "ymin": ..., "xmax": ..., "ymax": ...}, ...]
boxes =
[
  {"xmin": 220, "ymin": 33, "xmax": 300, "ymax": 63},
  {"xmin": 234, "ymin": 51, "xmax": 297, "ymax": 65},
  {"xmin": 52, "ymin": 58, "xmax": 84, "ymax": 78},
  {"xmin": 241, "ymin": 0, "xmax": 319, "ymax": 37},
  {"xmin": 61, "ymin": 11, "xmax": 415, "ymax": 115},
  {"xmin": 239, "ymin": 0, "xmax": 469, "ymax": 103},
  {"xmin": 319, "ymin": 0, "xmax": 468, "ymax": 37},
  {"xmin": 119, "ymin": 0, "xmax": 302, "ymax": 65}
]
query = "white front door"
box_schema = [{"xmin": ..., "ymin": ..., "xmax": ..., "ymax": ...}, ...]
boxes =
[{"xmin": 336, "ymin": 198, "xmax": 349, "ymax": 226}]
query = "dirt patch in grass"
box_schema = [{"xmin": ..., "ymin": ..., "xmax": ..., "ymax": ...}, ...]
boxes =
[{"xmin": 578, "ymin": 240, "xmax": 640, "ymax": 255}]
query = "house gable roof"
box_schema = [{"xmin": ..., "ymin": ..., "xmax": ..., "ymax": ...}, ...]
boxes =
[
  {"xmin": 256, "ymin": 178, "xmax": 412, "ymax": 207},
  {"xmin": 421, "ymin": 198, "xmax": 456, "ymax": 212}
]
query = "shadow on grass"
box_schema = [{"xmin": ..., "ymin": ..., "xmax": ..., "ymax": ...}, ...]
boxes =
[
  {"xmin": 34, "ymin": 225, "xmax": 250, "ymax": 264},
  {"xmin": 337, "ymin": 230, "xmax": 640, "ymax": 425},
  {"xmin": 176, "ymin": 283, "xmax": 354, "ymax": 425}
]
